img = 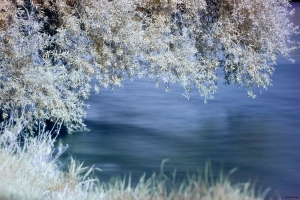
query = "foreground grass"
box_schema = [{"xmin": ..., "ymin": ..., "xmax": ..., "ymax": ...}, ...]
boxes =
[{"xmin": 0, "ymin": 129, "xmax": 276, "ymax": 200}]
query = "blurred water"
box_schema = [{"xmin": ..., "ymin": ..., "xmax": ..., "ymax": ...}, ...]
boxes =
[{"xmin": 56, "ymin": 3, "xmax": 300, "ymax": 198}]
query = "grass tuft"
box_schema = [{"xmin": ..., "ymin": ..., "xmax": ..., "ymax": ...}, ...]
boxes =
[{"xmin": 0, "ymin": 129, "xmax": 278, "ymax": 200}]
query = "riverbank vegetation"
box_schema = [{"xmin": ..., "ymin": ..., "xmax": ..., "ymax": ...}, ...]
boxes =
[{"xmin": 0, "ymin": 129, "xmax": 274, "ymax": 200}]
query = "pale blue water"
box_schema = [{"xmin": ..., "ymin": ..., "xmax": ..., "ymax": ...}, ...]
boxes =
[{"xmin": 56, "ymin": 3, "xmax": 300, "ymax": 198}]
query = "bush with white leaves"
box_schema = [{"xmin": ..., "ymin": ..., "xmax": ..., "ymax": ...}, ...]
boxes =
[{"xmin": 0, "ymin": 0, "xmax": 298, "ymax": 132}]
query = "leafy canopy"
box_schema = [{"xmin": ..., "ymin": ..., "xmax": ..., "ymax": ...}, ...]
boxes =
[{"xmin": 0, "ymin": 0, "xmax": 298, "ymax": 133}]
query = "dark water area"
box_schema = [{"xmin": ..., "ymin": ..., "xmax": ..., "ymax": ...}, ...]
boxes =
[{"xmin": 56, "ymin": 3, "xmax": 300, "ymax": 199}]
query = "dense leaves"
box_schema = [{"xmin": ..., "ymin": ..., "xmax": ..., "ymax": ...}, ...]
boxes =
[{"xmin": 0, "ymin": 0, "xmax": 298, "ymax": 133}]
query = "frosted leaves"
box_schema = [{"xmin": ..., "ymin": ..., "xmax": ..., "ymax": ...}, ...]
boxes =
[
  {"xmin": 83, "ymin": 0, "xmax": 298, "ymax": 100},
  {"xmin": 0, "ymin": 0, "xmax": 298, "ymax": 132}
]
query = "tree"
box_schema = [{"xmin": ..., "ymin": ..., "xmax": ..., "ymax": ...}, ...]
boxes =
[{"xmin": 0, "ymin": 0, "xmax": 298, "ymax": 133}]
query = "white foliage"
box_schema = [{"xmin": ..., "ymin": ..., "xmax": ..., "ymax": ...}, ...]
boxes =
[{"xmin": 0, "ymin": 0, "xmax": 298, "ymax": 131}]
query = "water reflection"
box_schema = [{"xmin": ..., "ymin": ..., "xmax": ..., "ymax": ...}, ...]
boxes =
[{"xmin": 57, "ymin": 87, "xmax": 300, "ymax": 197}]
